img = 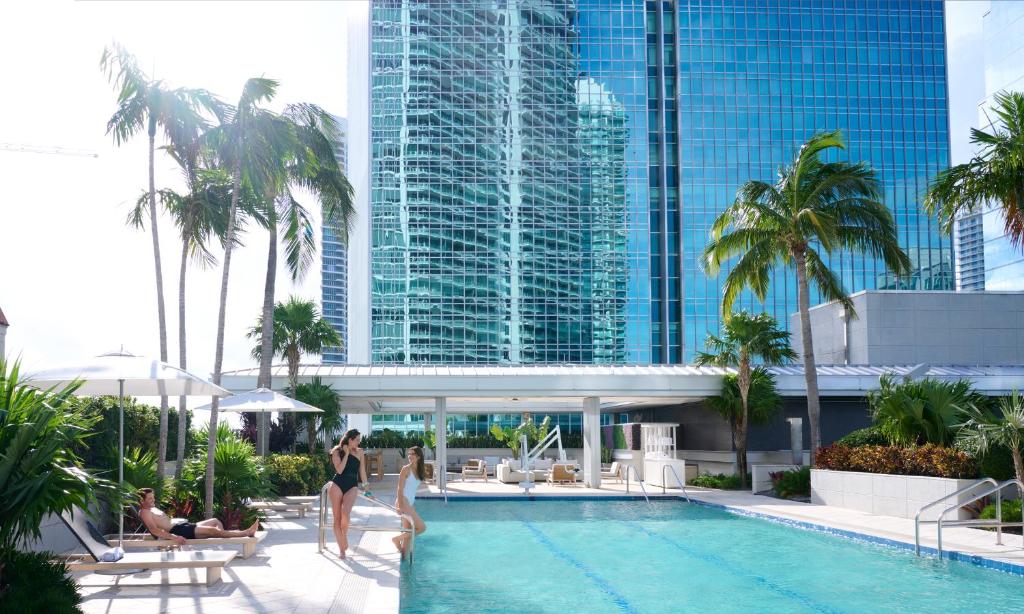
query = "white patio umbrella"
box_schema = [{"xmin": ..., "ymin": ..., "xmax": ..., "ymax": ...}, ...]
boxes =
[
  {"xmin": 29, "ymin": 350, "xmax": 230, "ymax": 549},
  {"xmin": 195, "ymin": 388, "xmax": 322, "ymax": 455}
]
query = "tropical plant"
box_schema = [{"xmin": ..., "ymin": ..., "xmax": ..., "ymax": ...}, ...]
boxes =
[
  {"xmin": 263, "ymin": 454, "xmax": 331, "ymax": 496},
  {"xmin": 957, "ymin": 391, "xmax": 1024, "ymax": 485},
  {"xmin": 773, "ymin": 466, "xmax": 811, "ymax": 499},
  {"xmin": 835, "ymin": 425, "xmax": 889, "ymax": 447},
  {"xmin": 688, "ymin": 473, "xmax": 746, "ymax": 490},
  {"xmin": 979, "ymin": 499, "xmax": 1023, "ymax": 525},
  {"xmin": 869, "ymin": 375, "xmax": 985, "ymax": 447},
  {"xmin": 705, "ymin": 368, "xmax": 785, "ymax": 489},
  {"xmin": 251, "ymin": 107, "xmax": 353, "ymax": 450},
  {"xmin": 180, "ymin": 423, "xmax": 272, "ymax": 526},
  {"xmin": 0, "ymin": 548, "xmax": 82, "ymax": 613},
  {"xmin": 704, "ymin": 131, "xmax": 912, "ymax": 462},
  {"xmin": 100, "ymin": 43, "xmax": 221, "ymax": 487},
  {"xmin": 97, "ymin": 446, "xmax": 159, "ymax": 494},
  {"xmin": 814, "ymin": 444, "xmax": 977, "ymax": 478},
  {"xmin": 924, "ymin": 91, "xmax": 1024, "ymax": 250},
  {"xmin": 199, "ymin": 77, "xmax": 293, "ymax": 516},
  {"xmin": 490, "ymin": 416, "xmax": 551, "ymax": 459},
  {"xmin": 696, "ymin": 311, "xmax": 794, "ymax": 488},
  {"xmin": 292, "ymin": 377, "xmax": 342, "ymax": 454},
  {"xmin": 249, "ymin": 297, "xmax": 342, "ymax": 452},
  {"xmin": 0, "ymin": 360, "xmax": 112, "ymax": 551}
]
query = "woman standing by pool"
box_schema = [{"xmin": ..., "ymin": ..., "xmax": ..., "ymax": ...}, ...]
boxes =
[
  {"xmin": 328, "ymin": 428, "xmax": 368, "ymax": 558},
  {"xmin": 392, "ymin": 445, "xmax": 427, "ymax": 558}
]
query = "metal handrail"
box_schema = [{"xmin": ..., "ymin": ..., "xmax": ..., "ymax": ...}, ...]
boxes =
[
  {"xmin": 913, "ymin": 477, "xmax": 997, "ymax": 555},
  {"xmin": 662, "ymin": 464, "xmax": 691, "ymax": 503},
  {"xmin": 623, "ymin": 464, "xmax": 650, "ymax": 503},
  {"xmin": 318, "ymin": 482, "xmax": 416, "ymax": 563},
  {"xmin": 934, "ymin": 479, "xmax": 1024, "ymax": 557}
]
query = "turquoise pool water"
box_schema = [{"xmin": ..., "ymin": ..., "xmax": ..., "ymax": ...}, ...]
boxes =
[{"xmin": 399, "ymin": 499, "xmax": 1024, "ymax": 613}]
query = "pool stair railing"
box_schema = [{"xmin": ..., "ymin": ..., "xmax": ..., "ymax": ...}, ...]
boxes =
[
  {"xmin": 318, "ymin": 481, "xmax": 417, "ymax": 564},
  {"xmin": 914, "ymin": 478, "xmax": 1024, "ymax": 557},
  {"xmin": 661, "ymin": 464, "xmax": 691, "ymax": 502},
  {"xmin": 624, "ymin": 464, "xmax": 650, "ymax": 503}
]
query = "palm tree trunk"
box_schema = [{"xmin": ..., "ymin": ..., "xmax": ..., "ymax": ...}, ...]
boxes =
[
  {"xmin": 794, "ymin": 252, "xmax": 822, "ymax": 464},
  {"xmin": 257, "ymin": 215, "xmax": 278, "ymax": 456},
  {"xmin": 148, "ymin": 129, "xmax": 170, "ymax": 490},
  {"xmin": 288, "ymin": 351, "xmax": 299, "ymax": 452},
  {"xmin": 206, "ymin": 156, "xmax": 242, "ymax": 517},
  {"xmin": 175, "ymin": 240, "xmax": 189, "ymax": 481},
  {"xmin": 737, "ymin": 357, "xmax": 751, "ymax": 489},
  {"xmin": 1012, "ymin": 446, "xmax": 1024, "ymax": 487},
  {"xmin": 307, "ymin": 416, "xmax": 318, "ymax": 455}
]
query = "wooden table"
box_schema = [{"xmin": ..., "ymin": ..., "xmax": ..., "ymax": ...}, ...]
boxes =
[{"xmin": 364, "ymin": 449, "xmax": 384, "ymax": 480}]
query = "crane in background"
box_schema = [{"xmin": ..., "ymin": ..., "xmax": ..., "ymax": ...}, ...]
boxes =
[{"xmin": 0, "ymin": 142, "xmax": 98, "ymax": 158}]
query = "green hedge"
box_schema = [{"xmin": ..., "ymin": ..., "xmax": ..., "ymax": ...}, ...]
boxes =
[
  {"xmin": 773, "ymin": 467, "xmax": 811, "ymax": 499},
  {"xmin": 835, "ymin": 426, "xmax": 889, "ymax": 447},
  {"xmin": 815, "ymin": 444, "xmax": 978, "ymax": 479},
  {"xmin": 67, "ymin": 396, "xmax": 193, "ymax": 467},
  {"xmin": 264, "ymin": 454, "xmax": 332, "ymax": 496},
  {"xmin": 980, "ymin": 499, "xmax": 1022, "ymax": 524},
  {"xmin": 688, "ymin": 473, "xmax": 746, "ymax": 490}
]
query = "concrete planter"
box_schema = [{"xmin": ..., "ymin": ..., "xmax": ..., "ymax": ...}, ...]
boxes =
[
  {"xmin": 811, "ymin": 469, "xmax": 976, "ymax": 520},
  {"xmin": 751, "ymin": 464, "xmax": 800, "ymax": 494}
]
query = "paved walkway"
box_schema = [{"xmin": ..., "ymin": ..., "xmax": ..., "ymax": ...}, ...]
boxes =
[{"xmin": 76, "ymin": 496, "xmax": 403, "ymax": 614}]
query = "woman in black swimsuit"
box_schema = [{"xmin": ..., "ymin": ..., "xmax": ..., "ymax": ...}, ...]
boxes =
[{"xmin": 328, "ymin": 428, "xmax": 368, "ymax": 558}]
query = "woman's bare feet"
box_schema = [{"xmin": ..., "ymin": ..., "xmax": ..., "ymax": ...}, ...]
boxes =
[{"xmin": 392, "ymin": 535, "xmax": 405, "ymax": 557}]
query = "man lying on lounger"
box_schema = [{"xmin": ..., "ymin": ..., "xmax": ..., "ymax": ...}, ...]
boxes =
[{"xmin": 138, "ymin": 488, "xmax": 260, "ymax": 543}]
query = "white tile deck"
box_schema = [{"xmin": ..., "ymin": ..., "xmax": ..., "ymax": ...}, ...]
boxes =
[{"xmin": 76, "ymin": 474, "xmax": 1024, "ymax": 613}]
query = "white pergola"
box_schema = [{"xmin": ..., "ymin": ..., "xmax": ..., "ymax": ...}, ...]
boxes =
[{"xmin": 220, "ymin": 363, "xmax": 1024, "ymax": 490}]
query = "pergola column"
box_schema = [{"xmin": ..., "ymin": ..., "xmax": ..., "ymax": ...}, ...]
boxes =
[
  {"xmin": 582, "ymin": 396, "xmax": 601, "ymax": 488},
  {"xmin": 435, "ymin": 397, "xmax": 447, "ymax": 492}
]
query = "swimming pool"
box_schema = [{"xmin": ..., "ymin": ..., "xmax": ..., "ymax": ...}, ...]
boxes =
[{"xmin": 400, "ymin": 498, "xmax": 1024, "ymax": 613}]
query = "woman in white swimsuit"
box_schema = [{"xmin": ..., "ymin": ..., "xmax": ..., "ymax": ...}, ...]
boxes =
[{"xmin": 392, "ymin": 445, "xmax": 427, "ymax": 558}]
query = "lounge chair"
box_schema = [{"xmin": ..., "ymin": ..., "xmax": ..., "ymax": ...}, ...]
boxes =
[
  {"xmin": 547, "ymin": 464, "xmax": 579, "ymax": 486},
  {"xmin": 59, "ymin": 509, "xmax": 235, "ymax": 586},
  {"xmin": 250, "ymin": 499, "xmax": 313, "ymax": 517},
  {"xmin": 601, "ymin": 462, "xmax": 623, "ymax": 484},
  {"xmin": 117, "ymin": 530, "xmax": 268, "ymax": 559},
  {"xmin": 462, "ymin": 459, "xmax": 488, "ymax": 482}
]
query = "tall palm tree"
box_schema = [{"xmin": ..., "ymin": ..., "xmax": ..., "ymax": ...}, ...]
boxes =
[
  {"xmin": 924, "ymin": 91, "xmax": 1024, "ymax": 249},
  {"xmin": 704, "ymin": 131, "xmax": 911, "ymax": 462},
  {"xmin": 696, "ymin": 312, "xmax": 795, "ymax": 487},
  {"xmin": 100, "ymin": 43, "xmax": 220, "ymax": 486},
  {"xmin": 958, "ymin": 391, "xmax": 1024, "ymax": 485},
  {"xmin": 252, "ymin": 105, "xmax": 354, "ymax": 452},
  {"xmin": 199, "ymin": 77, "xmax": 293, "ymax": 515},
  {"xmin": 249, "ymin": 297, "xmax": 342, "ymax": 452}
]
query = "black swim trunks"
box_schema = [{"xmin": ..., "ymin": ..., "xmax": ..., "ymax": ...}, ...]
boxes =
[{"xmin": 169, "ymin": 522, "xmax": 197, "ymax": 540}]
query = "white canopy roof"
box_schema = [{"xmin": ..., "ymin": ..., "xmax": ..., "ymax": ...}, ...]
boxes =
[{"xmin": 195, "ymin": 388, "xmax": 322, "ymax": 413}]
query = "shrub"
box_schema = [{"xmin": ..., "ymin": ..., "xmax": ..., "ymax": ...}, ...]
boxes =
[
  {"xmin": 836, "ymin": 426, "xmax": 889, "ymax": 447},
  {"xmin": 815, "ymin": 444, "xmax": 978, "ymax": 479},
  {"xmin": 979, "ymin": 499, "xmax": 1023, "ymax": 524},
  {"xmin": 978, "ymin": 445, "xmax": 1017, "ymax": 481},
  {"xmin": 688, "ymin": 473, "xmax": 746, "ymax": 490},
  {"xmin": 66, "ymin": 395, "xmax": 193, "ymax": 466},
  {"xmin": 869, "ymin": 375, "xmax": 986, "ymax": 447},
  {"xmin": 0, "ymin": 548, "xmax": 82, "ymax": 613},
  {"xmin": 264, "ymin": 454, "xmax": 330, "ymax": 496},
  {"xmin": 774, "ymin": 467, "xmax": 811, "ymax": 499}
]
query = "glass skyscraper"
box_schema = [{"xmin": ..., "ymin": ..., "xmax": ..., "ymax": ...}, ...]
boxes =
[
  {"xmin": 359, "ymin": 0, "xmax": 951, "ymax": 365},
  {"xmin": 322, "ymin": 116, "xmax": 349, "ymax": 363}
]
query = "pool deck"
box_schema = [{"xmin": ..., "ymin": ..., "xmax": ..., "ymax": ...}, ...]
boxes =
[{"xmin": 75, "ymin": 474, "xmax": 1024, "ymax": 613}]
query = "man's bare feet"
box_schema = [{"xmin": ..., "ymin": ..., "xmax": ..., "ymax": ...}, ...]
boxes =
[{"xmin": 246, "ymin": 520, "xmax": 260, "ymax": 536}]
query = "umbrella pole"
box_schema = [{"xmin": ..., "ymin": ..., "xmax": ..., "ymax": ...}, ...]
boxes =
[{"xmin": 118, "ymin": 379, "xmax": 125, "ymax": 548}]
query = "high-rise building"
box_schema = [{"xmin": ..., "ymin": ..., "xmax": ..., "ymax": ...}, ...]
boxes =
[
  {"xmin": 348, "ymin": 0, "xmax": 952, "ymax": 365},
  {"xmin": 322, "ymin": 116, "xmax": 349, "ymax": 363}
]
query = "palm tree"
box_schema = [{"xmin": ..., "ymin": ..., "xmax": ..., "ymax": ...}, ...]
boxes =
[
  {"xmin": 696, "ymin": 312, "xmax": 795, "ymax": 487},
  {"xmin": 252, "ymin": 105, "xmax": 354, "ymax": 452},
  {"xmin": 293, "ymin": 377, "xmax": 342, "ymax": 454},
  {"xmin": 869, "ymin": 375, "xmax": 985, "ymax": 447},
  {"xmin": 704, "ymin": 131, "xmax": 912, "ymax": 462},
  {"xmin": 924, "ymin": 91, "xmax": 1024, "ymax": 249},
  {"xmin": 101, "ymin": 43, "xmax": 219, "ymax": 486},
  {"xmin": 199, "ymin": 77, "xmax": 293, "ymax": 516},
  {"xmin": 958, "ymin": 391, "xmax": 1024, "ymax": 485},
  {"xmin": 706, "ymin": 368, "xmax": 784, "ymax": 485}
]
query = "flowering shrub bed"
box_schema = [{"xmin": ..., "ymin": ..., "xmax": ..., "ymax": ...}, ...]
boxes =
[{"xmin": 815, "ymin": 444, "xmax": 977, "ymax": 479}]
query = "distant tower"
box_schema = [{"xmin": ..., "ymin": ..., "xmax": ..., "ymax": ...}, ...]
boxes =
[
  {"xmin": 321, "ymin": 116, "xmax": 349, "ymax": 363},
  {"xmin": 0, "ymin": 306, "xmax": 8, "ymax": 359}
]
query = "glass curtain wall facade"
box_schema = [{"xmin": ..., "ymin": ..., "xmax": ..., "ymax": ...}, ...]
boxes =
[
  {"xmin": 367, "ymin": 0, "xmax": 950, "ymax": 365},
  {"xmin": 323, "ymin": 117, "xmax": 349, "ymax": 363}
]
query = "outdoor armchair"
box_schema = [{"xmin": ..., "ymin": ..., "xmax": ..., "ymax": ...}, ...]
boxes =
[{"xmin": 462, "ymin": 459, "xmax": 488, "ymax": 482}]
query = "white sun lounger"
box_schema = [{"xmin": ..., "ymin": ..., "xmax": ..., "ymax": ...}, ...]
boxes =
[
  {"xmin": 115, "ymin": 530, "xmax": 268, "ymax": 559},
  {"xmin": 251, "ymin": 500, "xmax": 313, "ymax": 518}
]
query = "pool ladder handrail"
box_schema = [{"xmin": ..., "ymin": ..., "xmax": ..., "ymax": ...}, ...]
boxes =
[
  {"xmin": 318, "ymin": 482, "xmax": 417, "ymax": 564},
  {"xmin": 623, "ymin": 464, "xmax": 650, "ymax": 503},
  {"xmin": 661, "ymin": 464, "xmax": 691, "ymax": 503},
  {"xmin": 914, "ymin": 477, "xmax": 1024, "ymax": 557}
]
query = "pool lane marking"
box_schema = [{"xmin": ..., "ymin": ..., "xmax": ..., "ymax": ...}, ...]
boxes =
[
  {"xmin": 630, "ymin": 524, "xmax": 843, "ymax": 614},
  {"xmin": 519, "ymin": 519, "xmax": 639, "ymax": 614}
]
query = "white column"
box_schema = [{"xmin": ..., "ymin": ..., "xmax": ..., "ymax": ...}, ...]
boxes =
[
  {"xmin": 435, "ymin": 397, "xmax": 447, "ymax": 491},
  {"xmin": 583, "ymin": 396, "xmax": 601, "ymax": 488}
]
